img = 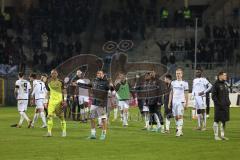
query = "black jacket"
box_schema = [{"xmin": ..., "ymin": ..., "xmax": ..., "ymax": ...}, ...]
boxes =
[
  {"xmin": 212, "ymin": 80, "xmax": 231, "ymax": 108},
  {"xmin": 136, "ymin": 79, "xmax": 162, "ymax": 106}
]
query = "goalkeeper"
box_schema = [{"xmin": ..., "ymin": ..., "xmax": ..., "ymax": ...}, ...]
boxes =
[{"xmin": 45, "ymin": 69, "xmax": 67, "ymax": 137}]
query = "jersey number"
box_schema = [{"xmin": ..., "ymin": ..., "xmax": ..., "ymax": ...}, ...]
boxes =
[
  {"xmin": 23, "ymin": 83, "xmax": 28, "ymax": 92},
  {"xmin": 40, "ymin": 83, "xmax": 43, "ymax": 91}
]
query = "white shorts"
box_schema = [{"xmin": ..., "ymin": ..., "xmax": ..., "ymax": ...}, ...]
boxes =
[
  {"xmin": 35, "ymin": 99, "xmax": 44, "ymax": 109},
  {"xmin": 194, "ymin": 96, "xmax": 206, "ymax": 109},
  {"xmin": 80, "ymin": 107, "xmax": 89, "ymax": 114},
  {"xmin": 118, "ymin": 100, "xmax": 129, "ymax": 110},
  {"xmin": 90, "ymin": 105, "xmax": 107, "ymax": 119},
  {"xmin": 143, "ymin": 105, "xmax": 149, "ymax": 112},
  {"xmin": 172, "ymin": 101, "xmax": 184, "ymax": 117},
  {"xmin": 18, "ymin": 100, "xmax": 28, "ymax": 112},
  {"xmin": 78, "ymin": 95, "xmax": 89, "ymax": 105}
]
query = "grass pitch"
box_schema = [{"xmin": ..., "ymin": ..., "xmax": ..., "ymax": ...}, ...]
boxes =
[{"xmin": 0, "ymin": 106, "xmax": 240, "ymax": 160}]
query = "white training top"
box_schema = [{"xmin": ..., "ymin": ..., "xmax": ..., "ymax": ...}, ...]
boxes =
[
  {"xmin": 31, "ymin": 80, "xmax": 47, "ymax": 99},
  {"xmin": 15, "ymin": 79, "xmax": 31, "ymax": 100},
  {"xmin": 192, "ymin": 77, "xmax": 212, "ymax": 96},
  {"xmin": 171, "ymin": 80, "xmax": 189, "ymax": 103},
  {"xmin": 77, "ymin": 79, "xmax": 90, "ymax": 97}
]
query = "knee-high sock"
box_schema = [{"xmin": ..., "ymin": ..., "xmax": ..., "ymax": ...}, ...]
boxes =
[
  {"xmin": 22, "ymin": 112, "xmax": 30, "ymax": 122},
  {"xmin": 98, "ymin": 118, "xmax": 102, "ymax": 125},
  {"xmin": 113, "ymin": 108, "xmax": 118, "ymax": 119},
  {"xmin": 61, "ymin": 119, "xmax": 66, "ymax": 132},
  {"xmin": 80, "ymin": 108, "xmax": 85, "ymax": 120},
  {"xmin": 213, "ymin": 122, "xmax": 219, "ymax": 137},
  {"xmin": 220, "ymin": 122, "xmax": 225, "ymax": 137},
  {"xmin": 144, "ymin": 112, "xmax": 149, "ymax": 128},
  {"xmin": 153, "ymin": 113, "xmax": 161, "ymax": 129},
  {"xmin": 123, "ymin": 112, "xmax": 128, "ymax": 125},
  {"xmin": 32, "ymin": 113, "xmax": 39, "ymax": 125},
  {"xmin": 165, "ymin": 118, "xmax": 170, "ymax": 130},
  {"xmin": 177, "ymin": 119, "xmax": 183, "ymax": 132},
  {"xmin": 19, "ymin": 112, "xmax": 25, "ymax": 125},
  {"xmin": 47, "ymin": 116, "xmax": 53, "ymax": 133},
  {"xmin": 40, "ymin": 112, "xmax": 47, "ymax": 126},
  {"xmin": 192, "ymin": 109, "xmax": 196, "ymax": 117},
  {"xmin": 91, "ymin": 128, "xmax": 96, "ymax": 136},
  {"xmin": 203, "ymin": 112, "xmax": 207, "ymax": 128},
  {"xmin": 120, "ymin": 111, "xmax": 123, "ymax": 121},
  {"xmin": 197, "ymin": 114, "xmax": 202, "ymax": 127}
]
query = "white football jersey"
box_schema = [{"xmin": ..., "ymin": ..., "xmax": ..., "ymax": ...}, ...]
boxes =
[
  {"xmin": 31, "ymin": 80, "xmax": 47, "ymax": 99},
  {"xmin": 77, "ymin": 79, "xmax": 90, "ymax": 96},
  {"xmin": 15, "ymin": 79, "xmax": 31, "ymax": 100},
  {"xmin": 171, "ymin": 80, "xmax": 189, "ymax": 102},
  {"xmin": 192, "ymin": 77, "xmax": 212, "ymax": 96}
]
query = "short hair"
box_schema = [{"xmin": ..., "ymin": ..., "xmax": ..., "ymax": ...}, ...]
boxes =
[
  {"xmin": 176, "ymin": 67, "xmax": 184, "ymax": 72},
  {"xmin": 51, "ymin": 69, "xmax": 58, "ymax": 74},
  {"xmin": 41, "ymin": 73, "xmax": 48, "ymax": 77},
  {"xmin": 196, "ymin": 68, "xmax": 203, "ymax": 72},
  {"xmin": 18, "ymin": 72, "xmax": 24, "ymax": 78},
  {"xmin": 97, "ymin": 70, "xmax": 103, "ymax": 73},
  {"xmin": 29, "ymin": 73, "xmax": 37, "ymax": 79},
  {"xmin": 218, "ymin": 71, "xmax": 226, "ymax": 77},
  {"xmin": 165, "ymin": 74, "xmax": 172, "ymax": 80}
]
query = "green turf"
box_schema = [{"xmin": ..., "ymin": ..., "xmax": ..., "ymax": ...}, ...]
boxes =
[{"xmin": 0, "ymin": 106, "xmax": 240, "ymax": 160}]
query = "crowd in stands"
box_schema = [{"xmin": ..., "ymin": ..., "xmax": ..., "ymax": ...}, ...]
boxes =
[
  {"xmin": 0, "ymin": 0, "xmax": 94, "ymax": 75},
  {"xmin": 156, "ymin": 24, "xmax": 239, "ymax": 69},
  {"xmin": 102, "ymin": 0, "xmax": 195, "ymax": 41}
]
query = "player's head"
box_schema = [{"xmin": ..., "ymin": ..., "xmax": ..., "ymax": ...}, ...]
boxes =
[
  {"xmin": 195, "ymin": 68, "xmax": 203, "ymax": 78},
  {"xmin": 96, "ymin": 70, "xmax": 104, "ymax": 79},
  {"xmin": 76, "ymin": 69, "xmax": 82, "ymax": 77},
  {"xmin": 18, "ymin": 72, "xmax": 24, "ymax": 79},
  {"xmin": 176, "ymin": 67, "xmax": 183, "ymax": 80},
  {"xmin": 218, "ymin": 71, "xmax": 227, "ymax": 81},
  {"xmin": 51, "ymin": 69, "xmax": 58, "ymax": 79},
  {"xmin": 41, "ymin": 74, "xmax": 48, "ymax": 82},
  {"xmin": 164, "ymin": 74, "xmax": 172, "ymax": 84},
  {"xmin": 29, "ymin": 73, "xmax": 37, "ymax": 81}
]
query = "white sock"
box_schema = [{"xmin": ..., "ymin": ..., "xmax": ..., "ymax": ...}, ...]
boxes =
[
  {"xmin": 165, "ymin": 118, "xmax": 170, "ymax": 130},
  {"xmin": 22, "ymin": 112, "xmax": 30, "ymax": 122},
  {"xmin": 91, "ymin": 128, "xmax": 96, "ymax": 136},
  {"xmin": 113, "ymin": 108, "xmax": 118, "ymax": 119},
  {"xmin": 144, "ymin": 113, "xmax": 149, "ymax": 128},
  {"xmin": 120, "ymin": 112, "xmax": 123, "ymax": 121},
  {"xmin": 213, "ymin": 122, "xmax": 219, "ymax": 137},
  {"xmin": 192, "ymin": 109, "xmax": 196, "ymax": 117},
  {"xmin": 220, "ymin": 123, "xmax": 225, "ymax": 137},
  {"xmin": 203, "ymin": 112, "xmax": 206, "ymax": 128},
  {"xmin": 197, "ymin": 114, "xmax": 201, "ymax": 127},
  {"xmin": 32, "ymin": 113, "xmax": 39, "ymax": 125},
  {"xmin": 80, "ymin": 109, "xmax": 85, "ymax": 115},
  {"xmin": 123, "ymin": 112, "xmax": 127, "ymax": 125},
  {"xmin": 175, "ymin": 118, "xmax": 178, "ymax": 129},
  {"xmin": 126, "ymin": 111, "xmax": 129, "ymax": 122},
  {"xmin": 153, "ymin": 113, "xmax": 161, "ymax": 129},
  {"xmin": 98, "ymin": 118, "xmax": 102, "ymax": 125},
  {"xmin": 40, "ymin": 112, "xmax": 47, "ymax": 126},
  {"xmin": 178, "ymin": 119, "xmax": 183, "ymax": 132},
  {"xmin": 19, "ymin": 112, "xmax": 25, "ymax": 125}
]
